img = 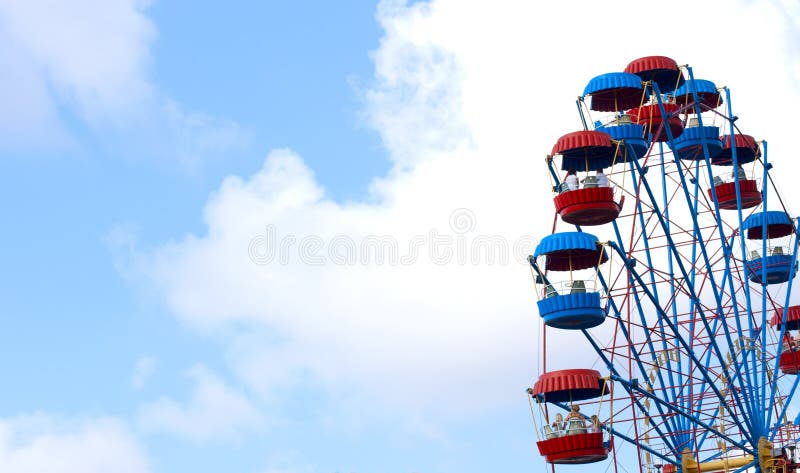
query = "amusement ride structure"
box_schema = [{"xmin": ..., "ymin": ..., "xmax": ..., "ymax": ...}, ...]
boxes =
[{"xmin": 526, "ymin": 56, "xmax": 800, "ymax": 473}]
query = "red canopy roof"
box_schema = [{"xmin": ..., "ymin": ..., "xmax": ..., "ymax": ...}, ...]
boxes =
[
  {"xmin": 625, "ymin": 56, "xmax": 679, "ymax": 74},
  {"xmin": 771, "ymin": 305, "xmax": 800, "ymax": 328},
  {"xmin": 628, "ymin": 102, "xmax": 680, "ymax": 120},
  {"xmin": 531, "ymin": 369, "xmax": 608, "ymax": 402},
  {"xmin": 551, "ymin": 130, "xmax": 613, "ymax": 157},
  {"xmin": 624, "ymin": 56, "xmax": 684, "ymax": 92},
  {"xmin": 627, "ymin": 103, "xmax": 683, "ymax": 142},
  {"xmin": 721, "ymin": 134, "xmax": 760, "ymax": 154}
]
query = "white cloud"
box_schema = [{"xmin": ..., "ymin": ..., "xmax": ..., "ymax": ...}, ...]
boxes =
[
  {"xmin": 132, "ymin": 356, "xmax": 157, "ymax": 390},
  {"xmin": 0, "ymin": 38, "xmax": 74, "ymax": 151},
  {"xmin": 0, "ymin": 414, "xmax": 150, "ymax": 473},
  {"xmin": 160, "ymin": 100, "xmax": 252, "ymax": 168},
  {"xmin": 0, "ymin": 0, "xmax": 155, "ymax": 121},
  {"xmin": 137, "ymin": 364, "xmax": 264, "ymax": 442},
  {"xmin": 132, "ymin": 0, "xmax": 800, "ymax": 423},
  {"xmin": 0, "ymin": 0, "xmax": 250, "ymax": 163}
]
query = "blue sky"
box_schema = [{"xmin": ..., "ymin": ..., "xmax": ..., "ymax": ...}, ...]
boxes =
[
  {"xmin": 148, "ymin": 1, "xmax": 389, "ymax": 197},
  {"xmin": 1, "ymin": 1, "xmax": 800, "ymax": 472},
  {"xmin": 0, "ymin": 1, "xmax": 397, "ymax": 471}
]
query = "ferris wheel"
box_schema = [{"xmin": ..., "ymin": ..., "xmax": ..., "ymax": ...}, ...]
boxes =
[{"xmin": 526, "ymin": 56, "xmax": 800, "ymax": 473}]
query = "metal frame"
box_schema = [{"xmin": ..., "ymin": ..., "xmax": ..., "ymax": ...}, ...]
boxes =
[{"xmin": 536, "ymin": 63, "xmax": 800, "ymax": 473}]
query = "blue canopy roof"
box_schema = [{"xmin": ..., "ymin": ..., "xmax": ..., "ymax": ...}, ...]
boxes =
[
  {"xmin": 742, "ymin": 211, "xmax": 793, "ymax": 232},
  {"xmin": 583, "ymin": 72, "xmax": 643, "ymax": 96},
  {"xmin": 596, "ymin": 123, "xmax": 648, "ymax": 160},
  {"xmin": 671, "ymin": 124, "xmax": 720, "ymax": 145},
  {"xmin": 534, "ymin": 232, "xmax": 600, "ymax": 257},
  {"xmin": 674, "ymin": 79, "xmax": 717, "ymax": 97},
  {"xmin": 597, "ymin": 123, "xmax": 644, "ymax": 140},
  {"xmin": 533, "ymin": 232, "xmax": 609, "ymax": 271},
  {"xmin": 669, "ymin": 125, "xmax": 722, "ymax": 160}
]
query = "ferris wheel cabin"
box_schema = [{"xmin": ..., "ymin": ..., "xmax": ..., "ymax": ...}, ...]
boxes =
[
  {"xmin": 530, "ymin": 369, "xmax": 611, "ymax": 465},
  {"xmin": 704, "ymin": 133, "xmax": 763, "ymax": 209},
  {"xmin": 771, "ymin": 306, "xmax": 800, "ymax": 375},
  {"xmin": 628, "ymin": 102, "xmax": 684, "ymax": 143},
  {"xmin": 742, "ymin": 211, "xmax": 798, "ymax": 285},
  {"xmin": 668, "ymin": 79, "xmax": 724, "ymax": 164},
  {"xmin": 551, "ymin": 130, "xmax": 624, "ymax": 226},
  {"xmin": 707, "ymin": 177, "xmax": 762, "ymax": 210},
  {"xmin": 531, "ymin": 232, "xmax": 608, "ymax": 329}
]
